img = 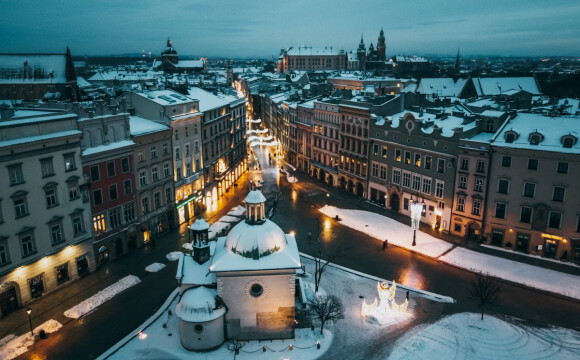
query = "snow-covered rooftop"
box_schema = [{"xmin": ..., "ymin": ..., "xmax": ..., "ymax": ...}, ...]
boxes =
[
  {"xmin": 189, "ymin": 218, "xmax": 210, "ymax": 231},
  {"xmin": 472, "ymin": 77, "xmax": 540, "ymax": 96},
  {"xmin": 286, "ymin": 47, "xmax": 341, "ymax": 56},
  {"xmin": 245, "ymin": 189, "xmax": 266, "ymax": 204},
  {"xmin": 81, "ymin": 139, "xmax": 135, "ymax": 156},
  {"xmin": 134, "ymin": 89, "xmax": 196, "ymax": 106},
  {"xmin": 186, "ymin": 87, "xmax": 237, "ymax": 112},
  {"xmin": 129, "ymin": 116, "xmax": 169, "ymax": 136},
  {"xmin": 0, "ymin": 129, "xmax": 81, "ymax": 148},
  {"xmin": 385, "ymin": 110, "xmax": 476, "ymax": 137},
  {"xmin": 415, "ymin": 78, "xmax": 468, "ymax": 97},
  {"xmin": 176, "ymin": 286, "xmax": 225, "ymax": 323}
]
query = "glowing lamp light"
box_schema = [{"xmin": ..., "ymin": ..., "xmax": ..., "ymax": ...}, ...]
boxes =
[
  {"xmin": 361, "ymin": 281, "xmax": 408, "ymax": 325},
  {"xmin": 410, "ymin": 202, "xmax": 422, "ymax": 231},
  {"xmin": 289, "ymin": 231, "xmax": 296, "ymax": 237},
  {"xmin": 138, "ymin": 331, "xmax": 147, "ymax": 340}
]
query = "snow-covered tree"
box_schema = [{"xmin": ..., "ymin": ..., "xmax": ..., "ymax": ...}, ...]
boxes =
[
  {"xmin": 309, "ymin": 294, "xmax": 345, "ymax": 335},
  {"xmin": 468, "ymin": 273, "xmax": 501, "ymax": 320}
]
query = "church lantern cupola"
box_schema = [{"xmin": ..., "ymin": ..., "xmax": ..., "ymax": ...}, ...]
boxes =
[
  {"xmin": 189, "ymin": 218, "xmax": 211, "ymax": 264},
  {"xmin": 244, "ymin": 190, "xmax": 267, "ymax": 225}
]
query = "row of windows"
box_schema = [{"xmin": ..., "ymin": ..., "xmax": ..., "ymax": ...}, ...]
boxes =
[
  {"xmin": 6, "ymin": 181, "xmax": 81, "ymax": 221},
  {"xmin": 137, "ymin": 143, "xmax": 170, "ymax": 162},
  {"xmin": 175, "ymin": 142, "xmax": 200, "ymax": 159},
  {"xmin": 375, "ymin": 146, "xmax": 448, "ymax": 174},
  {"xmin": 174, "ymin": 124, "xmax": 198, "ymax": 140},
  {"xmin": 313, "ymin": 124, "xmax": 339, "ymax": 138},
  {"xmin": 493, "ymin": 203, "xmax": 567, "ymax": 230},
  {"xmin": 392, "ymin": 168, "xmax": 444, "ymax": 198},
  {"xmin": 457, "ymin": 175, "xmax": 484, "ymax": 192},
  {"xmin": 0, "ymin": 213, "xmax": 85, "ymax": 267},
  {"xmin": 8, "ymin": 153, "xmax": 77, "ymax": 186},
  {"xmin": 93, "ymin": 203, "xmax": 135, "ymax": 235},
  {"xmin": 141, "ymin": 188, "xmax": 173, "ymax": 215},
  {"xmin": 502, "ymin": 156, "xmax": 569, "ymax": 174},
  {"xmin": 371, "ymin": 163, "xmax": 387, "ymax": 180},
  {"xmin": 456, "ymin": 197, "xmax": 482, "ymax": 216},
  {"xmin": 459, "ymin": 157, "xmax": 486, "ymax": 173},
  {"xmin": 138, "ymin": 163, "xmax": 172, "ymax": 188},
  {"xmin": 90, "ymin": 158, "xmax": 130, "ymax": 182},
  {"xmin": 496, "ymin": 179, "xmax": 567, "ymax": 202}
]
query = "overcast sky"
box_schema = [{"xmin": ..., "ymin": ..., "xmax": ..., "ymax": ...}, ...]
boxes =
[{"xmin": 2, "ymin": 0, "xmax": 579, "ymax": 58}]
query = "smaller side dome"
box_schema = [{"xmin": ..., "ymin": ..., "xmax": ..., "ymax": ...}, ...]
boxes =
[{"xmin": 176, "ymin": 287, "xmax": 226, "ymax": 323}]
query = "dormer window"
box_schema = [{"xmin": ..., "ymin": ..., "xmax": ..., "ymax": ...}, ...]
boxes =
[
  {"xmin": 528, "ymin": 131, "xmax": 544, "ymax": 145},
  {"xmin": 504, "ymin": 130, "xmax": 518, "ymax": 143},
  {"xmin": 562, "ymin": 135, "xmax": 577, "ymax": 149}
]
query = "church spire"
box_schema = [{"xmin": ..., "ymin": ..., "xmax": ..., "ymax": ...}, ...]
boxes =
[{"xmin": 454, "ymin": 48, "xmax": 461, "ymax": 75}]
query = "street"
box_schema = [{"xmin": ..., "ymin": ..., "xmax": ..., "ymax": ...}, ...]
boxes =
[{"xmin": 10, "ymin": 144, "xmax": 580, "ymax": 359}]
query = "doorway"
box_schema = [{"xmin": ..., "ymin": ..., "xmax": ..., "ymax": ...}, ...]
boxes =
[
  {"xmin": 0, "ymin": 284, "xmax": 19, "ymax": 315},
  {"xmin": 543, "ymin": 239, "xmax": 558, "ymax": 259},
  {"xmin": 390, "ymin": 193, "xmax": 400, "ymax": 212},
  {"xmin": 99, "ymin": 245, "xmax": 109, "ymax": 264}
]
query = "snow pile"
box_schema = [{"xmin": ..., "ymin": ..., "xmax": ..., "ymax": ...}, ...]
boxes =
[
  {"xmin": 216, "ymin": 215, "xmax": 240, "ymax": 223},
  {"xmin": 166, "ymin": 252, "xmax": 182, "ymax": 261},
  {"xmin": 280, "ymin": 168, "xmax": 298, "ymax": 183},
  {"xmin": 181, "ymin": 242, "xmax": 193, "ymax": 250},
  {"xmin": 319, "ymin": 205, "xmax": 453, "ymax": 257},
  {"xmin": 388, "ymin": 313, "xmax": 580, "ymax": 360},
  {"xmin": 208, "ymin": 221, "xmax": 230, "ymax": 240},
  {"xmin": 145, "ymin": 263, "xmax": 166, "ymax": 273},
  {"xmin": 320, "ymin": 206, "xmax": 580, "ymax": 300},
  {"xmin": 64, "ymin": 275, "xmax": 141, "ymax": 319},
  {"xmin": 228, "ymin": 205, "xmax": 246, "ymax": 217},
  {"xmin": 0, "ymin": 320, "xmax": 63, "ymax": 360}
]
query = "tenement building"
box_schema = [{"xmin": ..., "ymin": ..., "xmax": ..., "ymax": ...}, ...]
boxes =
[
  {"xmin": 0, "ymin": 107, "xmax": 93, "ymax": 316},
  {"xmin": 484, "ymin": 113, "xmax": 580, "ymax": 262}
]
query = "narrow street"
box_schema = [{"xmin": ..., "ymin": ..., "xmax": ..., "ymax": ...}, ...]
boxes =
[{"xmin": 7, "ymin": 144, "xmax": 580, "ymax": 359}]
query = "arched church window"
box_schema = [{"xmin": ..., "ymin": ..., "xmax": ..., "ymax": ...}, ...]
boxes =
[{"xmin": 250, "ymin": 283, "xmax": 263, "ymax": 297}]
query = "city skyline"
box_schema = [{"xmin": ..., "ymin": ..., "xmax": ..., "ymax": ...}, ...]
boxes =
[{"xmin": 2, "ymin": 0, "xmax": 580, "ymax": 58}]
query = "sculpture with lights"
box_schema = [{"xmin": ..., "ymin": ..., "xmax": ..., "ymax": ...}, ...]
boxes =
[{"xmin": 361, "ymin": 281, "xmax": 408, "ymax": 325}]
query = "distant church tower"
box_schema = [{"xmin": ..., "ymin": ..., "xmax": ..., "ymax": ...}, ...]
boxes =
[
  {"xmin": 454, "ymin": 48, "xmax": 461, "ymax": 76},
  {"xmin": 161, "ymin": 38, "xmax": 179, "ymax": 65},
  {"xmin": 377, "ymin": 28, "xmax": 386, "ymax": 61},
  {"xmin": 357, "ymin": 35, "xmax": 366, "ymax": 71},
  {"xmin": 226, "ymin": 60, "xmax": 233, "ymax": 85}
]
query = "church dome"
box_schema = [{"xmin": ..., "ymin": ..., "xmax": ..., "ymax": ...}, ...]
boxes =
[
  {"xmin": 162, "ymin": 39, "xmax": 178, "ymax": 55},
  {"xmin": 176, "ymin": 286, "xmax": 225, "ymax": 323},
  {"xmin": 225, "ymin": 219, "xmax": 287, "ymax": 259}
]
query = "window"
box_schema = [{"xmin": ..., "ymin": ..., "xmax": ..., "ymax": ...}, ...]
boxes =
[
  {"xmin": 124, "ymin": 180, "xmax": 132, "ymax": 195},
  {"xmin": 528, "ymin": 159, "xmax": 538, "ymax": 170},
  {"xmin": 64, "ymin": 153, "xmax": 76, "ymax": 171},
  {"xmin": 498, "ymin": 179, "xmax": 509, "ymax": 194},
  {"xmin": 474, "ymin": 178, "xmax": 483, "ymax": 192},
  {"xmin": 249, "ymin": 283, "xmax": 263, "ymax": 297},
  {"xmin": 93, "ymin": 214, "xmax": 106, "ymax": 234},
  {"xmin": 108, "ymin": 208, "xmax": 121, "ymax": 229},
  {"xmin": 154, "ymin": 192, "xmax": 161, "ymax": 209},
  {"xmin": 0, "ymin": 238, "xmax": 10, "ymax": 266},
  {"xmin": 458, "ymin": 175, "xmax": 467, "ymax": 189},
  {"xmin": 174, "ymin": 129, "xmax": 179, "ymax": 140},
  {"xmin": 72, "ymin": 214, "xmax": 84, "ymax": 236},
  {"xmin": 501, "ymin": 156, "xmax": 511, "ymax": 167},
  {"xmin": 520, "ymin": 207, "xmax": 532, "ymax": 223},
  {"xmin": 90, "ymin": 166, "xmax": 100, "ymax": 181},
  {"xmin": 412, "ymin": 175, "xmax": 421, "ymax": 191},
  {"xmin": 141, "ymin": 197, "xmax": 149, "ymax": 214},
  {"xmin": 137, "ymin": 152, "xmax": 144, "ymax": 162},
  {"xmin": 437, "ymin": 159, "xmax": 445, "ymax": 173},
  {"xmin": 382, "ymin": 146, "xmax": 388, "ymax": 158},
  {"xmin": 495, "ymin": 203, "xmax": 506, "ymax": 219},
  {"xmin": 563, "ymin": 137, "xmax": 574, "ymax": 148},
  {"xmin": 109, "ymin": 184, "xmax": 118, "ymax": 201},
  {"xmin": 552, "ymin": 186, "xmax": 565, "ymax": 202},
  {"xmin": 45, "ymin": 188, "xmax": 58, "ymax": 208},
  {"xmin": 404, "ymin": 151, "xmax": 411, "ymax": 165},
  {"xmin": 435, "ymin": 181, "xmax": 444, "ymax": 198},
  {"xmin": 402, "ymin": 172, "xmax": 411, "ymax": 188},
  {"xmin": 152, "ymin": 167, "xmax": 159, "ymax": 182},
  {"xmin": 122, "ymin": 158, "xmax": 130, "ymax": 173},
  {"xmin": 557, "ymin": 162, "xmax": 568, "ymax": 174},
  {"xmin": 414, "ymin": 153, "xmax": 421, "ymax": 167},
  {"xmin": 165, "ymin": 188, "xmax": 172, "ymax": 203},
  {"xmin": 476, "ymin": 160, "xmax": 485, "ymax": 173},
  {"xmin": 380, "ymin": 165, "xmax": 387, "ymax": 180},
  {"xmin": 425, "ymin": 156, "xmax": 432, "ymax": 170},
  {"xmin": 41, "ymin": 158, "xmax": 54, "ymax": 177},
  {"xmin": 523, "ymin": 182, "xmax": 535, "ymax": 198},
  {"xmin": 505, "ymin": 133, "xmax": 515, "ymax": 143},
  {"xmin": 164, "ymin": 163, "xmax": 171, "ymax": 178},
  {"xmin": 371, "ymin": 163, "xmax": 378, "ymax": 177},
  {"xmin": 163, "ymin": 143, "xmax": 168, "ymax": 155},
  {"xmin": 139, "ymin": 171, "xmax": 147, "ymax": 187},
  {"xmin": 20, "ymin": 233, "xmax": 36, "ymax": 257},
  {"xmin": 373, "ymin": 144, "xmax": 379, "ymax": 156},
  {"xmin": 56, "ymin": 263, "xmax": 69, "ymax": 285},
  {"xmin": 14, "ymin": 197, "xmax": 29, "ymax": 218},
  {"xmin": 175, "ymin": 147, "xmax": 181, "ymax": 160},
  {"xmin": 124, "ymin": 203, "xmax": 135, "ymax": 222},
  {"xmin": 486, "ymin": 119, "xmax": 494, "ymax": 132},
  {"xmin": 8, "ymin": 164, "xmax": 24, "ymax": 185},
  {"xmin": 151, "ymin": 146, "xmax": 157, "ymax": 159},
  {"xmin": 185, "ymin": 144, "xmax": 190, "ymax": 156},
  {"xmin": 456, "ymin": 198, "xmax": 465, "ymax": 212},
  {"xmin": 460, "ymin": 158, "xmax": 469, "ymax": 170},
  {"xmin": 67, "ymin": 180, "xmax": 79, "ymax": 200},
  {"xmin": 93, "ymin": 189, "xmax": 103, "ymax": 206},
  {"xmin": 106, "ymin": 161, "xmax": 115, "ymax": 177},
  {"xmin": 422, "ymin": 178, "xmax": 432, "ymax": 194},
  {"xmin": 530, "ymin": 135, "xmax": 541, "ymax": 145},
  {"xmin": 395, "ymin": 149, "xmax": 402, "ymax": 162},
  {"xmin": 392, "ymin": 169, "xmax": 401, "ymax": 185},
  {"xmin": 548, "ymin": 211, "xmax": 562, "ymax": 229},
  {"xmin": 50, "ymin": 223, "xmax": 64, "ymax": 245},
  {"xmin": 403, "ymin": 198, "xmax": 409, "ymax": 210},
  {"xmin": 472, "ymin": 200, "xmax": 481, "ymax": 216}
]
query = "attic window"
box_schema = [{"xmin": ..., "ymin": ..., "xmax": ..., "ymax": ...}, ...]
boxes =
[
  {"xmin": 562, "ymin": 136, "xmax": 576, "ymax": 149},
  {"xmin": 505, "ymin": 131, "xmax": 518, "ymax": 143},
  {"xmin": 529, "ymin": 133, "xmax": 543, "ymax": 145}
]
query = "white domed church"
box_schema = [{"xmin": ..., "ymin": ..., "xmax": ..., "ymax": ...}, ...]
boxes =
[{"xmin": 175, "ymin": 190, "xmax": 302, "ymax": 351}]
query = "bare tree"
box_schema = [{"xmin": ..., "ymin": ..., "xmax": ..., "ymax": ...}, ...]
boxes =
[
  {"xmin": 467, "ymin": 273, "xmax": 501, "ymax": 320},
  {"xmin": 313, "ymin": 216, "xmax": 347, "ymax": 293},
  {"xmin": 309, "ymin": 294, "xmax": 345, "ymax": 335},
  {"xmin": 227, "ymin": 338, "xmax": 246, "ymax": 359}
]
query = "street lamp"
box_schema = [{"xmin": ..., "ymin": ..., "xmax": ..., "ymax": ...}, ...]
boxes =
[
  {"xmin": 26, "ymin": 307, "xmax": 33, "ymax": 336},
  {"xmin": 410, "ymin": 200, "xmax": 423, "ymax": 247}
]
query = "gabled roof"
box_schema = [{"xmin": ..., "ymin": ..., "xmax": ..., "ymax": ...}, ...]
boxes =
[
  {"xmin": 415, "ymin": 78, "xmax": 468, "ymax": 97},
  {"xmin": 472, "ymin": 77, "xmax": 540, "ymax": 96}
]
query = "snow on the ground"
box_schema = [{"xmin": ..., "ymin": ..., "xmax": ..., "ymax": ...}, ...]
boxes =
[
  {"xmin": 227, "ymin": 205, "xmax": 246, "ymax": 217},
  {"xmin": 321, "ymin": 206, "xmax": 580, "ymax": 300},
  {"xmin": 319, "ymin": 205, "xmax": 453, "ymax": 257},
  {"xmin": 166, "ymin": 252, "xmax": 182, "ymax": 261},
  {"xmin": 440, "ymin": 248, "xmax": 580, "ymax": 299},
  {"xmin": 280, "ymin": 168, "xmax": 298, "ymax": 183},
  {"xmin": 145, "ymin": 263, "xmax": 166, "ymax": 273},
  {"xmin": 388, "ymin": 312, "xmax": 580, "ymax": 360},
  {"xmin": 182, "ymin": 242, "xmax": 193, "ymax": 250},
  {"xmin": 64, "ymin": 275, "xmax": 141, "ymax": 319},
  {"xmin": 481, "ymin": 244, "xmax": 580, "ymax": 268},
  {"xmin": 0, "ymin": 320, "xmax": 63, "ymax": 360}
]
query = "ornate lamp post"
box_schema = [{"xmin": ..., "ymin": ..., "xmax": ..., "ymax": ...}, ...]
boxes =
[
  {"xmin": 26, "ymin": 307, "xmax": 33, "ymax": 336},
  {"xmin": 410, "ymin": 200, "xmax": 423, "ymax": 246}
]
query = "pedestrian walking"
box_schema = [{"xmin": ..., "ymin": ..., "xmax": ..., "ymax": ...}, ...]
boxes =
[
  {"xmin": 406, "ymin": 290, "xmax": 409, "ymax": 300},
  {"xmin": 383, "ymin": 239, "xmax": 388, "ymax": 250},
  {"xmin": 308, "ymin": 231, "xmax": 312, "ymax": 242}
]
